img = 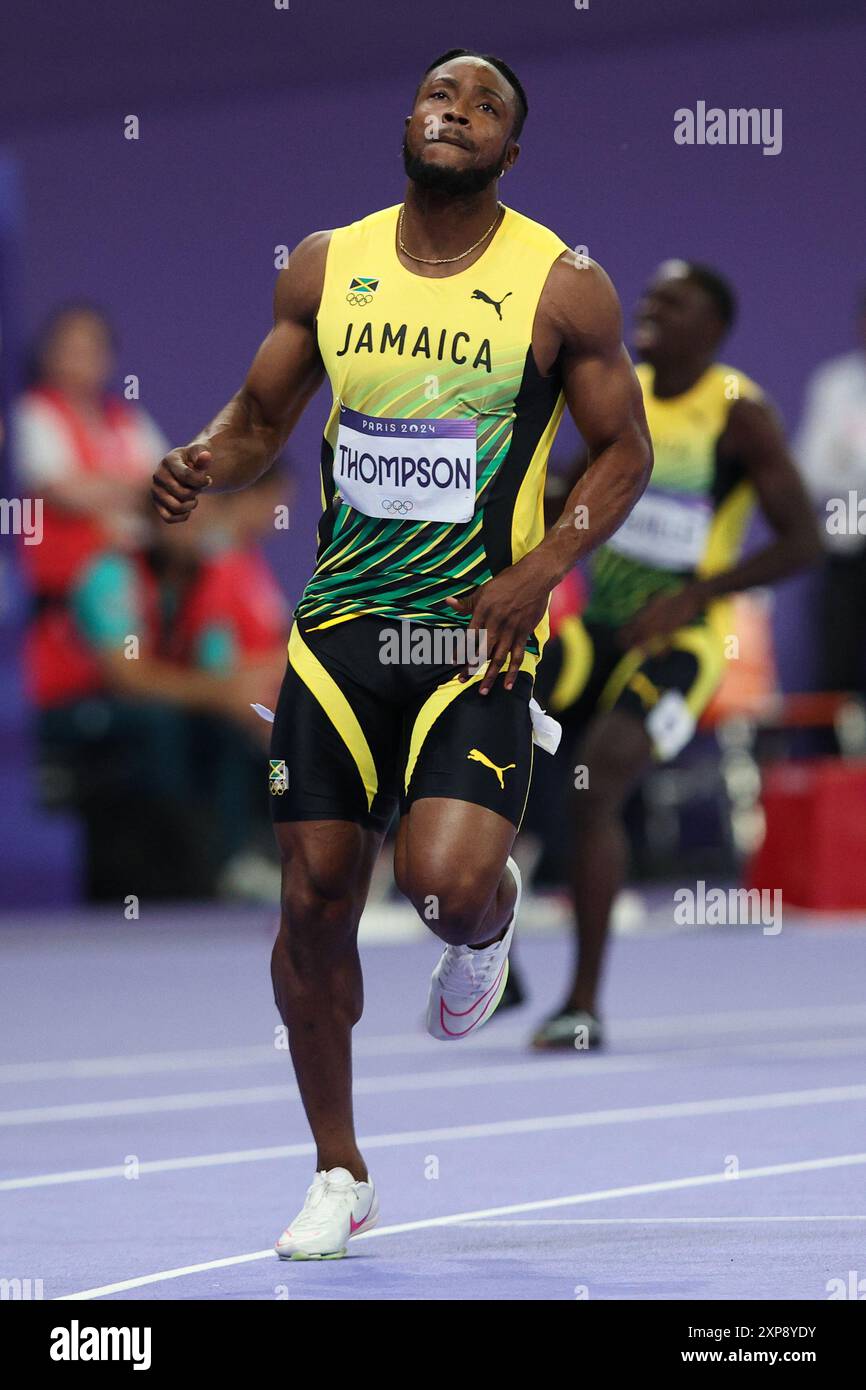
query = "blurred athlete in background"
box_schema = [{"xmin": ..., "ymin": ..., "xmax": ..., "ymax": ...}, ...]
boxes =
[{"xmin": 529, "ymin": 260, "xmax": 820, "ymax": 1050}]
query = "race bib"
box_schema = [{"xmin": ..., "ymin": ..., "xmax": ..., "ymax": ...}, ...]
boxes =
[
  {"xmin": 334, "ymin": 404, "xmax": 477, "ymax": 523},
  {"xmin": 607, "ymin": 487, "xmax": 712, "ymax": 569}
]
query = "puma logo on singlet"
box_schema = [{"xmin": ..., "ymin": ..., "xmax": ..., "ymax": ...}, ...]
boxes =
[
  {"xmin": 467, "ymin": 748, "xmax": 516, "ymax": 788},
  {"xmin": 470, "ymin": 288, "xmax": 512, "ymax": 320}
]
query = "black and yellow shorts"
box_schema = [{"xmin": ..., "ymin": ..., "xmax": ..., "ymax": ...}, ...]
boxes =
[
  {"xmin": 269, "ymin": 617, "xmax": 536, "ymax": 832},
  {"xmin": 535, "ymin": 614, "xmax": 726, "ymax": 761}
]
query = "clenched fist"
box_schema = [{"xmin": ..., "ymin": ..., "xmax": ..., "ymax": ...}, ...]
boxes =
[{"xmin": 151, "ymin": 445, "xmax": 213, "ymax": 523}]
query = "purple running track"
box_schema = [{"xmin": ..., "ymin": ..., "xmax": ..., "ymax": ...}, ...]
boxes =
[{"xmin": 1, "ymin": 904, "xmax": 865, "ymax": 1301}]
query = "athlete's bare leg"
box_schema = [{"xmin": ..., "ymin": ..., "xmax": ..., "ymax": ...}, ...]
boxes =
[
  {"xmin": 271, "ymin": 820, "xmax": 383, "ymax": 1181},
  {"xmin": 565, "ymin": 709, "xmax": 653, "ymax": 1014},
  {"xmin": 394, "ymin": 797, "xmax": 517, "ymax": 947}
]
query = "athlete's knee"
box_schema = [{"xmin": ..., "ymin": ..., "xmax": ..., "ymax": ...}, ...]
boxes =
[
  {"xmin": 275, "ymin": 869, "xmax": 359, "ymax": 990},
  {"xmin": 273, "ymin": 868, "xmax": 360, "ymax": 977},
  {"xmin": 275, "ymin": 824, "xmax": 367, "ymax": 927},
  {"xmin": 279, "ymin": 876, "xmax": 355, "ymax": 935},
  {"xmin": 399, "ymin": 863, "xmax": 495, "ymax": 946}
]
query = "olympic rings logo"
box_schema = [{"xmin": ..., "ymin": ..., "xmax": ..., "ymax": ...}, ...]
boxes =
[
  {"xmin": 346, "ymin": 293, "xmax": 373, "ymax": 306},
  {"xmin": 381, "ymin": 499, "xmax": 414, "ymax": 515}
]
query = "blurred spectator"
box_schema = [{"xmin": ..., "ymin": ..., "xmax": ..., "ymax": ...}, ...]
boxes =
[
  {"xmin": 796, "ymin": 288, "xmax": 866, "ymax": 696},
  {"xmin": 13, "ymin": 301, "xmax": 166, "ymax": 600},
  {"xmin": 184, "ymin": 463, "xmax": 292, "ymax": 718},
  {"xmin": 28, "ymin": 467, "xmax": 292, "ymax": 902},
  {"xmin": 12, "ymin": 300, "xmax": 295, "ymax": 901},
  {"xmin": 173, "ymin": 466, "xmax": 295, "ymax": 900}
]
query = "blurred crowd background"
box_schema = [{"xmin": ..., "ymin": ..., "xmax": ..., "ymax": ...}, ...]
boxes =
[{"xmin": 0, "ymin": 0, "xmax": 864, "ymax": 910}]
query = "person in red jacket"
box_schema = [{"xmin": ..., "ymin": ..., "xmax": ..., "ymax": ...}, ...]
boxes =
[
  {"xmin": 29, "ymin": 480, "xmax": 291, "ymax": 900},
  {"xmin": 179, "ymin": 463, "xmax": 293, "ymax": 715},
  {"xmin": 14, "ymin": 302, "xmax": 168, "ymax": 601}
]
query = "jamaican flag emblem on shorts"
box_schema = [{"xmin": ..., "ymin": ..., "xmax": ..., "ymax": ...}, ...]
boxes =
[
  {"xmin": 269, "ymin": 759, "xmax": 288, "ymax": 795},
  {"xmin": 346, "ymin": 276, "xmax": 379, "ymax": 306}
]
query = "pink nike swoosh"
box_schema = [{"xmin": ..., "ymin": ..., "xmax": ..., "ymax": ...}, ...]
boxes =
[
  {"xmin": 440, "ymin": 962, "xmax": 506, "ymax": 1020},
  {"xmin": 440, "ymin": 961, "xmax": 507, "ymax": 1037},
  {"xmin": 350, "ymin": 1204, "xmax": 375, "ymax": 1234}
]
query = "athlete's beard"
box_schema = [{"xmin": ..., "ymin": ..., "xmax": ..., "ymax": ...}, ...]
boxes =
[{"xmin": 402, "ymin": 136, "xmax": 501, "ymax": 197}]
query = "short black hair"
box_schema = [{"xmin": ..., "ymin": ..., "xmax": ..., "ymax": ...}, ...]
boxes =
[
  {"xmin": 417, "ymin": 49, "xmax": 528, "ymax": 139},
  {"xmin": 682, "ymin": 263, "xmax": 737, "ymax": 331}
]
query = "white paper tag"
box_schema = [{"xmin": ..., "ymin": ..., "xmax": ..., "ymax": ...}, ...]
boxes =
[
  {"xmin": 334, "ymin": 403, "xmax": 477, "ymax": 523},
  {"xmin": 529, "ymin": 697, "xmax": 562, "ymax": 755},
  {"xmin": 646, "ymin": 690, "xmax": 696, "ymax": 761}
]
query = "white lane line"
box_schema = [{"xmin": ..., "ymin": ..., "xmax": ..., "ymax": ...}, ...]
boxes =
[
  {"xmin": 0, "ymin": 1055, "xmax": 658, "ymax": 1126},
  {"xmin": 6, "ymin": 1080, "xmax": 866, "ymax": 1192},
  {"xmin": 0, "ymin": 1045, "xmax": 280, "ymax": 1084},
  {"xmin": 613, "ymin": 1002, "xmax": 866, "ymax": 1041},
  {"xmin": 6, "ymin": 1032, "xmax": 866, "ymax": 1127},
  {"xmin": 464, "ymin": 1215, "xmax": 866, "ymax": 1226},
  {"xmin": 0, "ymin": 1035, "xmax": 445, "ymax": 1084},
  {"xmin": 7, "ymin": 1002, "xmax": 866, "ymax": 1085},
  {"xmin": 55, "ymin": 1150, "xmax": 866, "ymax": 1300},
  {"xmin": 0, "ymin": 1084, "xmax": 296, "ymax": 1127}
]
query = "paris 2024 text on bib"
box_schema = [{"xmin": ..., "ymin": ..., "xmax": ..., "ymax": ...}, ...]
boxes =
[{"xmin": 334, "ymin": 403, "xmax": 477, "ymax": 523}]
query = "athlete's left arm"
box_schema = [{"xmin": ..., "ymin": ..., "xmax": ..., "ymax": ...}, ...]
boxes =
[
  {"xmin": 621, "ymin": 396, "xmax": 823, "ymax": 648},
  {"xmin": 447, "ymin": 255, "xmax": 652, "ymax": 692}
]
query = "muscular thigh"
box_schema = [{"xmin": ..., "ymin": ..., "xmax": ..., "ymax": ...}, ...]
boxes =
[
  {"xmin": 400, "ymin": 667, "xmax": 535, "ymax": 829},
  {"xmin": 269, "ymin": 619, "xmax": 402, "ymax": 833},
  {"xmin": 394, "ymin": 795, "xmax": 515, "ymax": 909}
]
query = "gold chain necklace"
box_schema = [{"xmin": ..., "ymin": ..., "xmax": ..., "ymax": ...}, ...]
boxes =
[{"xmin": 398, "ymin": 202, "xmax": 503, "ymax": 265}]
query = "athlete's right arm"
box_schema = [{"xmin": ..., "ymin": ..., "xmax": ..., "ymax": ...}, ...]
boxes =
[{"xmin": 150, "ymin": 232, "xmax": 330, "ymax": 523}]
